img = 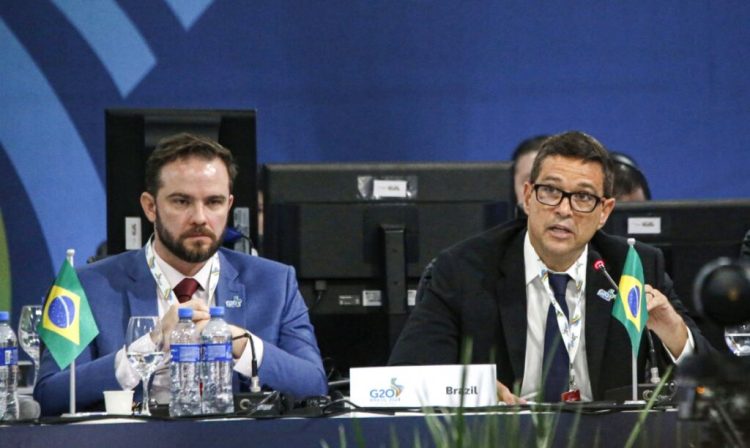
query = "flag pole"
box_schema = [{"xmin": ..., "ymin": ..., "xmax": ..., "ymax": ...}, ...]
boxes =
[
  {"xmin": 627, "ymin": 238, "xmax": 638, "ymax": 403},
  {"xmin": 66, "ymin": 248, "xmax": 76, "ymax": 416},
  {"xmin": 631, "ymin": 350, "xmax": 637, "ymax": 402}
]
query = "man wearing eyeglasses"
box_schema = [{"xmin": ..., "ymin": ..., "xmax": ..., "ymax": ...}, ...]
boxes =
[{"xmin": 389, "ymin": 131, "xmax": 711, "ymax": 403}]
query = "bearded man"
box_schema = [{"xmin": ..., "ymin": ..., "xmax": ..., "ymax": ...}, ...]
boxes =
[{"xmin": 36, "ymin": 133, "xmax": 325, "ymax": 416}]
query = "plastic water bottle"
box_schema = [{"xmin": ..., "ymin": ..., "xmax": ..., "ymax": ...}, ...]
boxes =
[
  {"xmin": 169, "ymin": 308, "xmax": 201, "ymax": 416},
  {"xmin": 0, "ymin": 311, "xmax": 19, "ymax": 421},
  {"xmin": 201, "ymin": 306, "xmax": 235, "ymax": 414}
]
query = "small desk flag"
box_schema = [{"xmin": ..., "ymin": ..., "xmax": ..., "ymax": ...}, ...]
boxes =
[
  {"xmin": 612, "ymin": 244, "xmax": 648, "ymax": 355},
  {"xmin": 38, "ymin": 259, "xmax": 99, "ymax": 369}
]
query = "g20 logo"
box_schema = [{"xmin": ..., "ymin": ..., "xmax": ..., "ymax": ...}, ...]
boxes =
[
  {"xmin": 369, "ymin": 388, "xmax": 398, "ymax": 399},
  {"xmin": 369, "ymin": 377, "xmax": 404, "ymax": 402}
]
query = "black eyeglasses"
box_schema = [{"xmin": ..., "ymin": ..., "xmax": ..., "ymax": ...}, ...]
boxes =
[{"xmin": 532, "ymin": 184, "xmax": 604, "ymax": 213}]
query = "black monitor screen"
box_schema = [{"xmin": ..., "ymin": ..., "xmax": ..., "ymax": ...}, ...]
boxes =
[
  {"xmin": 106, "ymin": 109, "xmax": 257, "ymax": 255},
  {"xmin": 602, "ymin": 199, "xmax": 750, "ymax": 352},
  {"xmin": 261, "ymin": 162, "xmax": 513, "ymax": 374}
]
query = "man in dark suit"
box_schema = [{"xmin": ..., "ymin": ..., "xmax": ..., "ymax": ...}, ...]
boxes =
[
  {"xmin": 35, "ymin": 134, "xmax": 326, "ymax": 416},
  {"xmin": 389, "ymin": 131, "xmax": 710, "ymax": 403}
]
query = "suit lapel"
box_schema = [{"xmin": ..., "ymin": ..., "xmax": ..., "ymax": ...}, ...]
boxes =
[
  {"xmin": 126, "ymin": 249, "xmax": 159, "ymax": 317},
  {"xmin": 214, "ymin": 252, "xmax": 246, "ymax": 327},
  {"xmin": 496, "ymin": 232, "xmax": 528, "ymax": 380},
  {"xmin": 585, "ymin": 246, "xmax": 615, "ymax": 398}
]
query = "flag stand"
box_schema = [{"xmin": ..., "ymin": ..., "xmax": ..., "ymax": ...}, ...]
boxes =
[
  {"xmin": 621, "ymin": 358, "xmax": 646, "ymax": 404},
  {"xmin": 61, "ymin": 363, "xmax": 87, "ymax": 418},
  {"xmin": 623, "ymin": 351, "xmax": 645, "ymax": 404},
  {"xmin": 617, "ymin": 239, "xmax": 647, "ymax": 405},
  {"xmin": 60, "ymin": 249, "xmax": 82, "ymax": 418},
  {"xmin": 40, "ymin": 247, "xmax": 101, "ymax": 418},
  {"xmin": 69, "ymin": 360, "xmax": 76, "ymax": 415}
]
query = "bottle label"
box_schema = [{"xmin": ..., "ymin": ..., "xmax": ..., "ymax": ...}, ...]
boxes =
[
  {"xmin": 171, "ymin": 344, "xmax": 201, "ymax": 363},
  {"xmin": 203, "ymin": 342, "xmax": 232, "ymax": 362},
  {"xmin": 0, "ymin": 347, "xmax": 18, "ymax": 366}
]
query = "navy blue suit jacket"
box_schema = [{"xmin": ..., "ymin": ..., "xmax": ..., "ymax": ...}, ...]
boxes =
[{"xmin": 35, "ymin": 247, "xmax": 326, "ymax": 416}]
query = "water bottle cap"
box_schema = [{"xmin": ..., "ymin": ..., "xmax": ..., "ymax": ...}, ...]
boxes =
[
  {"xmin": 0, "ymin": 311, "xmax": 8, "ymax": 321},
  {"xmin": 178, "ymin": 308, "xmax": 193, "ymax": 319},
  {"xmin": 210, "ymin": 306, "xmax": 225, "ymax": 317}
]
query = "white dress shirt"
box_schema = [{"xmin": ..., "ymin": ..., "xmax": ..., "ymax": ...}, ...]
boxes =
[
  {"xmin": 114, "ymin": 248, "xmax": 264, "ymax": 404},
  {"xmin": 520, "ymin": 232, "xmax": 593, "ymax": 401},
  {"xmin": 519, "ymin": 232, "xmax": 694, "ymax": 402}
]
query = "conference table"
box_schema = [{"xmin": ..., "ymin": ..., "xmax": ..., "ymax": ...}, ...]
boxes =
[{"xmin": 1, "ymin": 405, "xmax": 706, "ymax": 447}]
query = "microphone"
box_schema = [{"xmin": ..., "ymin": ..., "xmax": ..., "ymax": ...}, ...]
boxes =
[
  {"xmin": 592, "ymin": 252, "xmax": 661, "ymax": 384},
  {"xmin": 246, "ymin": 333, "xmax": 261, "ymax": 393},
  {"xmin": 224, "ymin": 226, "xmax": 257, "ymax": 256},
  {"xmin": 233, "ymin": 331, "xmax": 261, "ymax": 392},
  {"xmin": 593, "ymin": 258, "xmax": 619, "ymax": 293}
]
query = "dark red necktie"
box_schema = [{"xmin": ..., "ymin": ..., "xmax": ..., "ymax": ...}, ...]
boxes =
[{"xmin": 173, "ymin": 278, "xmax": 200, "ymax": 303}]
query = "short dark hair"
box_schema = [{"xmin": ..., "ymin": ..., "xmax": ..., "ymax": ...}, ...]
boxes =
[
  {"xmin": 144, "ymin": 133, "xmax": 238, "ymax": 196},
  {"xmin": 611, "ymin": 151, "xmax": 651, "ymax": 200},
  {"xmin": 529, "ymin": 131, "xmax": 614, "ymax": 197}
]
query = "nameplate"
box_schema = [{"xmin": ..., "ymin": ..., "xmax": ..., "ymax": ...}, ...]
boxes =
[
  {"xmin": 627, "ymin": 217, "xmax": 661, "ymax": 235},
  {"xmin": 350, "ymin": 364, "xmax": 497, "ymax": 408},
  {"xmin": 372, "ymin": 179, "xmax": 408, "ymax": 199}
]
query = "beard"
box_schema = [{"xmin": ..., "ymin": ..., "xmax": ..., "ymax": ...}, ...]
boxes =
[{"xmin": 154, "ymin": 211, "xmax": 224, "ymax": 263}]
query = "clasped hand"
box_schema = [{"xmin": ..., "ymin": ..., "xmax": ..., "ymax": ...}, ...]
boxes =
[{"xmin": 159, "ymin": 299, "xmax": 249, "ymax": 358}]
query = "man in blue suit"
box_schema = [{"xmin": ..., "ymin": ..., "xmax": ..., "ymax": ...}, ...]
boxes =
[{"xmin": 35, "ymin": 133, "xmax": 326, "ymax": 416}]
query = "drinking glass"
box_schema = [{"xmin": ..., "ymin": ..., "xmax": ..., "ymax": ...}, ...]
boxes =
[
  {"xmin": 724, "ymin": 322, "xmax": 750, "ymax": 356},
  {"xmin": 18, "ymin": 305, "xmax": 43, "ymax": 387},
  {"xmin": 125, "ymin": 316, "xmax": 165, "ymax": 416}
]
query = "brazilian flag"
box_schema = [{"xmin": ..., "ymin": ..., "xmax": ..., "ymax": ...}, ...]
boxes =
[
  {"xmin": 612, "ymin": 244, "xmax": 648, "ymax": 356},
  {"xmin": 38, "ymin": 259, "xmax": 99, "ymax": 369}
]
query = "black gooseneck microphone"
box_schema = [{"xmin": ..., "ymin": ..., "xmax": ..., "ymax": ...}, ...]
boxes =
[
  {"xmin": 592, "ymin": 253, "xmax": 661, "ymax": 384},
  {"xmin": 247, "ymin": 333, "xmax": 261, "ymax": 393},
  {"xmin": 233, "ymin": 331, "xmax": 261, "ymax": 392}
]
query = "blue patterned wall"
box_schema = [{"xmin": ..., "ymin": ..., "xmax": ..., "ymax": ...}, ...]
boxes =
[{"xmin": 1, "ymin": 1, "xmax": 749, "ymax": 318}]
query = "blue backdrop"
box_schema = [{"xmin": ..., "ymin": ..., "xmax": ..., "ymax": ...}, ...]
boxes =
[{"xmin": 1, "ymin": 1, "xmax": 749, "ymax": 317}]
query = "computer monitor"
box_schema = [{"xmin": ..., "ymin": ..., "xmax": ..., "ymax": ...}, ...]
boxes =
[
  {"xmin": 105, "ymin": 109, "xmax": 258, "ymax": 255},
  {"xmin": 261, "ymin": 162, "xmax": 514, "ymax": 374},
  {"xmin": 602, "ymin": 199, "xmax": 750, "ymax": 352}
]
